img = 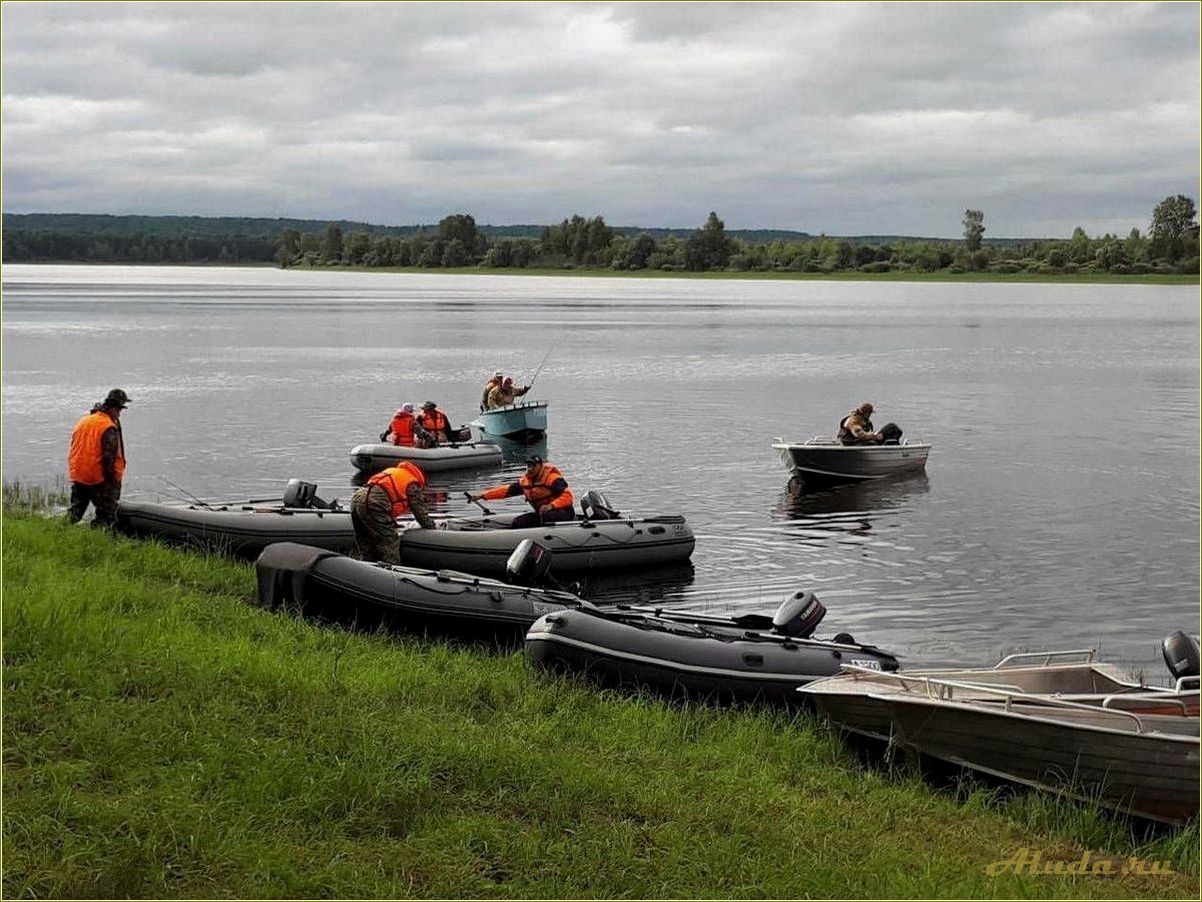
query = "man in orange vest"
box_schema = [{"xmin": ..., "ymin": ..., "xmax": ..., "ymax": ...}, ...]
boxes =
[
  {"xmin": 418, "ymin": 401, "xmax": 454, "ymax": 444},
  {"xmin": 350, "ymin": 461, "xmax": 436, "ymax": 563},
  {"xmin": 468, "ymin": 456, "xmax": 575, "ymax": 528},
  {"xmin": 67, "ymin": 388, "xmax": 130, "ymax": 527}
]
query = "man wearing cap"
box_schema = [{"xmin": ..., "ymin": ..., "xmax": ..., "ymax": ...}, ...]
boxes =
[
  {"xmin": 67, "ymin": 388, "xmax": 130, "ymax": 527},
  {"xmin": 481, "ymin": 371, "xmax": 503, "ymax": 411},
  {"xmin": 417, "ymin": 401, "xmax": 454, "ymax": 444},
  {"xmin": 350, "ymin": 461, "xmax": 436, "ymax": 563},
  {"xmin": 485, "ymin": 376, "xmax": 531, "ymax": 411},
  {"xmin": 837, "ymin": 402, "xmax": 903, "ymax": 445},
  {"xmin": 467, "ymin": 456, "xmax": 575, "ymax": 528},
  {"xmin": 380, "ymin": 403, "xmax": 436, "ymax": 448}
]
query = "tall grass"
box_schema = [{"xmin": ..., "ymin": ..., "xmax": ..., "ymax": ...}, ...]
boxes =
[{"xmin": 3, "ymin": 510, "xmax": 1196, "ymax": 898}]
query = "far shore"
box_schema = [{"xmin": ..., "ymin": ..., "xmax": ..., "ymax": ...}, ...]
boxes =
[{"xmin": 7, "ymin": 259, "xmax": 1198, "ymax": 285}]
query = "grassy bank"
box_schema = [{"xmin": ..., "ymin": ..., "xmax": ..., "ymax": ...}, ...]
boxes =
[
  {"xmin": 3, "ymin": 511, "xmax": 1197, "ymax": 898},
  {"xmin": 301, "ymin": 264, "xmax": 1199, "ymax": 285}
]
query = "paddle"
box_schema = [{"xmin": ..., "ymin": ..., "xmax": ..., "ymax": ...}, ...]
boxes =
[{"xmin": 464, "ymin": 491, "xmax": 494, "ymax": 515}]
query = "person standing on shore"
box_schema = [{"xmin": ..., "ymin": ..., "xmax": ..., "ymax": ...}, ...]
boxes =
[
  {"xmin": 350, "ymin": 461, "xmax": 436, "ymax": 563},
  {"xmin": 67, "ymin": 388, "xmax": 130, "ymax": 527}
]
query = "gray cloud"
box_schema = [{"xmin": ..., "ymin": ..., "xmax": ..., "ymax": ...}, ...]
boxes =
[{"xmin": 2, "ymin": 1, "xmax": 1197, "ymax": 236}]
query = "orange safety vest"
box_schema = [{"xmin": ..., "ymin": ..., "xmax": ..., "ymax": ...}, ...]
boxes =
[
  {"xmin": 519, "ymin": 464, "xmax": 573, "ymax": 511},
  {"xmin": 389, "ymin": 412, "xmax": 417, "ymax": 447},
  {"xmin": 418, "ymin": 409, "xmax": 449, "ymax": 436},
  {"xmin": 68, "ymin": 410, "xmax": 125, "ymax": 485},
  {"xmin": 366, "ymin": 463, "xmax": 426, "ymax": 518}
]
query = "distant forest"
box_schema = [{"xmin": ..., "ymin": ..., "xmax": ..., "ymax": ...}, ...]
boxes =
[{"xmin": 4, "ymin": 198, "xmax": 1198, "ymax": 276}]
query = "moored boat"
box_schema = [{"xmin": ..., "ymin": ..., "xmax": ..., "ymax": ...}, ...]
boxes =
[
  {"xmin": 256, "ymin": 541, "xmax": 579, "ymax": 634},
  {"xmin": 772, "ymin": 436, "xmax": 930, "ymax": 483},
  {"xmin": 115, "ymin": 482, "xmax": 356, "ymax": 557},
  {"xmin": 801, "ymin": 634, "xmax": 1201, "ymax": 824},
  {"xmin": 471, "ymin": 400, "xmax": 548, "ymax": 440},
  {"xmin": 397, "ymin": 503, "xmax": 695, "ymax": 577},
  {"xmin": 525, "ymin": 591, "xmax": 899, "ymax": 704},
  {"xmin": 349, "ymin": 440, "xmax": 502, "ymax": 475}
]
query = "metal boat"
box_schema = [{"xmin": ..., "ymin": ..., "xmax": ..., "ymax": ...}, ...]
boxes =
[
  {"xmin": 526, "ymin": 590, "xmax": 899, "ymax": 705},
  {"xmin": 802, "ymin": 636, "xmax": 1201, "ymax": 824},
  {"xmin": 471, "ymin": 400, "xmax": 548, "ymax": 440},
  {"xmin": 349, "ymin": 441, "xmax": 502, "ymax": 475},
  {"xmin": 772, "ymin": 436, "xmax": 930, "ymax": 483}
]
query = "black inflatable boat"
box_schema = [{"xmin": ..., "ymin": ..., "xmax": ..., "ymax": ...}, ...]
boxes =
[
  {"xmin": 256, "ymin": 541, "xmax": 579, "ymax": 634},
  {"xmin": 525, "ymin": 591, "xmax": 899, "ymax": 704}
]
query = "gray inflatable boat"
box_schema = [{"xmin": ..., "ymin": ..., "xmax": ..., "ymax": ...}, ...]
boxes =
[
  {"xmin": 525, "ymin": 592, "xmax": 899, "ymax": 705},
  {"xmin": 115, "ymin": 493, "xmax": 356, "ymax": 557},
  {"xmin": 256, "ymin": 541, "xmax": 578, "ymax": 635},
  {"xmin": 350, "ymin": 441, "xmax": 502, "ymax": 475},
  {"xmin": 399, "ymin": 493, "xmax": 695, "ymax": 577}
]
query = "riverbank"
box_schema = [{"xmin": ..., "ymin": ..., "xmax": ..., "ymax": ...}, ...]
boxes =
[
  {"xmin": 3, "ymin": 511, "xmax": 1197, "ymax": 898},
  {"xmin": 6, "ymin": 259, "xmax": 1195, "ymax": 284},
  {"xmin": 290, "ymin": 264, "xmax": 1200, "ymax": 285}
]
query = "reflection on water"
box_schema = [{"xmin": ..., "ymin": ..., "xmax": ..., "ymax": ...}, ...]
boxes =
[{"xmin": 3, "ymin": 265, "xmax": 1198, "ymax": 674}]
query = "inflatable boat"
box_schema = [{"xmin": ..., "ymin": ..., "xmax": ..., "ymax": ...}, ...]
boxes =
[
  {"xmin": 256, "ymin": 541, "xmax": 579, "ymax": 634},
  {"xmin": 398, "ymin": 492, "xmax": 695, "ymax": 577},
  {"xmin": 115, "ymin": 482, "xmax": 356, "ymax": 557},
  {"xmin": 525, "ymin": 591, "xmax": 899, "ymax": 704},
  {"xmin": 349, "ymin": 441, "xmax": 502, "ymax": 475}
]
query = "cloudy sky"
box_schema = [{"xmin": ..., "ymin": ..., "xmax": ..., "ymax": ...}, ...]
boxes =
[{"xmin": 2, "ymin": 2, "xmax": 1198, "ymax": 237}]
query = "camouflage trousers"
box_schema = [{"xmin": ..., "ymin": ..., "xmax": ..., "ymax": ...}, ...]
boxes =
[
  {"xmin": 68, "ymin": 480, "xmax": 122, "ymax": 528},
  {"xmin": 351, "ymin": 484, "xmax": 400, "ymax": 564}
]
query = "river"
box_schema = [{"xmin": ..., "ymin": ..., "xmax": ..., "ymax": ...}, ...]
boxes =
[{"xmin": 2, "ymin": 264, "xmax": 1197, "ymax": 674}]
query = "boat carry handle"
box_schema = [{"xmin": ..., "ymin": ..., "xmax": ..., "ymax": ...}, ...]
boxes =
[{"xmin": 994, "ymin": 649, "xmax": 1097, "ymax": 668}]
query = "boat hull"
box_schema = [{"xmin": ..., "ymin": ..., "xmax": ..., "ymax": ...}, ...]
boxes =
[
  {"xmin": 471, "ymin": 401, "xmax": 548, "ymax": 440},
  {"xmin": 525, "ymin": 607, "xmax": 898, "ymax": 705},
  {"xmin": 885, "ymin": 697, "xmax": 1200, "ymax": 825},
  {"xmin": 115, "ymin": 499, "xmax": 356, "ymax": 557},
  {"xmin": 349, "ymin": 441, "xmax": 502, "ymax": 475},
  {"xmin": 255, "ymin": 542, "xmax": 576, "ymax": 635},
  {"xmin": 398, "ymin": 512, "xmax": 695, "ymax": 577},
  {"xmin": 772, "ymin": 440, "xmax": 930, "ymax": 483}
]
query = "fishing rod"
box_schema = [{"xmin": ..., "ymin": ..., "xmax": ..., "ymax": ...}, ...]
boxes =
[
  {"xmin": 157, "ymin": 475, "xmax": 212, "ymax": 508},
  {"xmin": 525, "ymin": 346, "xmax": 555, "ymax": 391}
]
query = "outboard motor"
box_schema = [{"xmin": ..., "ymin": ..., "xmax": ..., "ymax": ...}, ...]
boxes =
[
  {"xmin": 580, "ymin": 490, "xmax": 621, "ymax": 521},
  {"xmin": 506, "ymin": 538, "xmax": 555, "ymax": 587},
  {"xmin": 283, "ymin": 479, "xmax": 336, "ymax": 510},
  {"xmin": 1163, "ymin": 630, "xmax": 1201, "ymax": 681},
  {"xmin": 771, "ymin": 591, "xmax": 827, "ymax": 639}
]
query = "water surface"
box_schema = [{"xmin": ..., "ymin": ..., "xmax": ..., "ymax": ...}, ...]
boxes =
[{"xmin": 3, "ymin": 264, "xmax": 1197, "ymax": 675}]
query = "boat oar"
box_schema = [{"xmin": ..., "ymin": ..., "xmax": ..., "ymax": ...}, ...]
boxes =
[{"xmin": 464, "ymin": 491, "xmax": 494, "ymax": 515}]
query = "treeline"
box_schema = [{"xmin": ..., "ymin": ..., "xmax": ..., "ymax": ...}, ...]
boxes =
[{"xmin": 4, "ymin": 198, "xmax": 1198, "ymax": 275}]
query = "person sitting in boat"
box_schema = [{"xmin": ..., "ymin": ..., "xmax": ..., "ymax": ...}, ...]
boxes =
[
  {"xmin": 481, "ymin": 370, "xmax": 503, "ymax": 411},
  {"xmin": 485, "ymin": 376, "xmax": 530, "ymax": 410},
  {"xmin": 468, "ymin": 456, "xmax": 575, "ymax": 528},
  {"xmin": 837, "ymin": 403, "xmax": 903, "ymax": 445},
  {"xmin": 380, "ymin": 403, "xmax": 436, "ymax": 448},
  {"xmin": 417, "ymin": 401, "xmax": 455, "ymax": 444},
  {"xmin": 350, "ymin": 461, "xmax": 436, "ymax": 563}
]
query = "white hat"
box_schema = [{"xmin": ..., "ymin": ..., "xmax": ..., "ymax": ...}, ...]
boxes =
[
  {"xmin": 493, "ymin": 370, "xmax": 503, "ymax": 378},
  {"xmin": 399, "ymin": 403, "xmax": 415, "ymax": 414}
]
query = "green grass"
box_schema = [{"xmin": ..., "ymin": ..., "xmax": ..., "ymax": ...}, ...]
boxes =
[
  {"xmin": 303, "ymin": 264, "xmax": 1199, "ymax": 285},
  {"xmin": 3, "ymin": 510, "xmax": 1197, "ymax": 898}
]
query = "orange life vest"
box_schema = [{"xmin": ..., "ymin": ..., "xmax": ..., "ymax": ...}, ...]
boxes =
[
  {"xmin": 418, "ymin": 409, "xmax": 449, "ymax": 436},
  {"xmin": 519, "ymin": 464, "xmax": 573, "ymax": 511},
  {"xmin": 68, "ymin": 410, "xmax": 125, "ymax": 485},
  {"xmin": 366, "ymin": 462, "xmax": 426, "ymax": 518},
  {"xmin": 389, "ymin": 412, "xmax": 417, "ymax": 447}
]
